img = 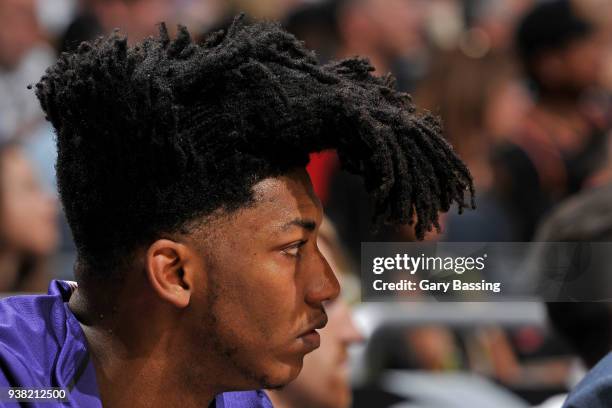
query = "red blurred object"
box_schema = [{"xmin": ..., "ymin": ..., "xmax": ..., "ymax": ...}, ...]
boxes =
[{"xmin": 307, "ymin": 150, "xmax": 339, "ymax": 205}]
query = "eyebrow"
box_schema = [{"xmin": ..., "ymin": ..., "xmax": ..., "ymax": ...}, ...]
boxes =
[{"xmin": 279, "ymin": 218, "xmax": 317, "ymax": 232}]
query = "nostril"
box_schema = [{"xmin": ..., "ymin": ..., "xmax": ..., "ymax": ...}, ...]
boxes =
[
  {"xmin": 305, "ymin": 273, "xmax": 341, "ymax": 305},
  {"xmin": 321, "ymin": 274, "xmax": 341, "ymax": 303}
]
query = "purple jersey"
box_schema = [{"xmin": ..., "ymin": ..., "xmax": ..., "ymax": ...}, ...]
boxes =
[{"xmin": 0, "ymin": 280, "xmax": 273, "ymax": 407}]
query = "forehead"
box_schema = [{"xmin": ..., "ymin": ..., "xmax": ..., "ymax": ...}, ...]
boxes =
[
  {"xmin": 247, "ymin": 169, "xmax": 322, "ymax": 229},
  {"xmin": 190, "ymin": 169, "xmax": 323, "ymax": 246},
  {"xmin": 196, "ymin": 168, "xmax": 322, "ymax": 243}
]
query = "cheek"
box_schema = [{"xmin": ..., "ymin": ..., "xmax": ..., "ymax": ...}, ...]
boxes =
[
  {"xmin": 205, "ymin": 266, "xmax": 306, "ymax": 387},
  {"xmin": 214, "ymin": 256, "xmax": 301, "ymax": 341}
]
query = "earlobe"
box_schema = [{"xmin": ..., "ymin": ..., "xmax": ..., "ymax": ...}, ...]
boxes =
[{"xmin": 145, "ymin": 239, "xmax": 193, "ymax": 308}]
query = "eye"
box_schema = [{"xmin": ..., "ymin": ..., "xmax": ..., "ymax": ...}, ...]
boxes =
[{"xmin": 282, "ymin": 240, "xmax": 308, "ymax": 258}]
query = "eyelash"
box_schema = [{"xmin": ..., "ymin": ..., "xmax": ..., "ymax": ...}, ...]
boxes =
[{"xmin": 282, "ymin": 240, "xmax": 308, "ymax": 258}]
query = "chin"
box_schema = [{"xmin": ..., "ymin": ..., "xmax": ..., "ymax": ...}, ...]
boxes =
[{"xmin": 259, "ymin": 357, "xmax": 304, "ymax": 389}]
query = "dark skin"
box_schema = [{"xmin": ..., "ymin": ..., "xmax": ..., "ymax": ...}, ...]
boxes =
[{"xmin": 69, "ymin": 168, "xmax": 340, "ymax": 408}]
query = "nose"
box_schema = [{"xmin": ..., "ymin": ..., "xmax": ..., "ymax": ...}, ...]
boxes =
[{"xmin": 304, "ymin": 248, "xmax": 341, "ymax": 307}]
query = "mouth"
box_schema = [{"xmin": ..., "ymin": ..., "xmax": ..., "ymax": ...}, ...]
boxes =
[{"xmin": 297, "ymin": 314, "xmax": 328, "ymax": 351}]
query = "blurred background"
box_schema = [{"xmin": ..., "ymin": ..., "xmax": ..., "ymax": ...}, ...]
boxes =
[{"xmin": 3, "ymin": 0, "xmax": 612, "ymax": 406}]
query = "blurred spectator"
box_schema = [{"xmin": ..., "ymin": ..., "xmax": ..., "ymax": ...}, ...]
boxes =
[
  {"xmin": 416, "ymin": 50, "xmax": 528, "ymax": 190},
  {"xmin": 464, "ymin": 0, "xmax": 535, "ymax": 52},
  {"xmin": 0, "ymin": 143, "xmax": 58, "ymax": 292},
  {"xmin": 175, "ymin": 0, "xmax": 228, "ymax": 39},
  {"xmin": 576, "ymin": 0, "xmax": 612, "ymax": 93},
  {"xmin": 322, "ymin": 0, "xmax": 432, "ymax": 260},
  {"xmin": 60, "ymin": 0, "xmax": 177, "ymax": 51},
  {"xmin": 415, "ymin": 49, "xmax": 530, "ymax": 241},
  {"xmin": 0, "ymin": 0, "xmax": 55, "ymax": 141},
  {"xmin": 284, "ymin": 0, "xmax": 342, "ymax": 64},
  {"xmin": 492, "ymin": 0, "xmax": 611, "ymax": 241},
  {"xmin": 336, "ymin": 0, "xmax": 428, "ymax": 92},
  {"xmin": 530, "ymin": 183, "xmax": 612, "ymax": 407},
  {"xmin": 268, "ymin": 217, "xmax": 362, "ymax": 408},
  {"xmin": 286, "ymin": 0, "xmax": 428, "ymax": 83},
  {"xmin": 227, "ymin": 0, "xmax": 306, "ymax": 21}
]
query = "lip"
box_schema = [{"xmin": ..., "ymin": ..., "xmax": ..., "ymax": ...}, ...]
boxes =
[
  {"xmin": 298, "ymin": 330, "xmax": 321, "ymax": 350},
  {"xmin": 297, "ymin": 314, "xmax": 328, "ymax": 350},
  {"xmin": 299, "ymin": 314, "xmax": 328, "ymax": 336}
]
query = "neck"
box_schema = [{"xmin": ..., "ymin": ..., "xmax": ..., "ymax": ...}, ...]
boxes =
[{"xmin": 69, "ymin": 287, "xmax": 219, "ymax": 408}]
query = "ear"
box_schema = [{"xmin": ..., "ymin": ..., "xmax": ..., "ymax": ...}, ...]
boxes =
[{"xmin": 145, "ymin": 239, "xmax": 196, "ymax": 308}]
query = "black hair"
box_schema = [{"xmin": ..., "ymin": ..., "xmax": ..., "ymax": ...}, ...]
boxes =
[{"xmin": 35, "ymin": 15, "xmax": 474, "ymax": 275}]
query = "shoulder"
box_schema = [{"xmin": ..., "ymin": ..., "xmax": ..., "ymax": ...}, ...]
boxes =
[
  {"xmin": 564, "ymin": 352, "xmax": 612, "ymax": 408},
  {"xmin": 0, "ymin": 289, "xmax": 69, "ymax": 387}
]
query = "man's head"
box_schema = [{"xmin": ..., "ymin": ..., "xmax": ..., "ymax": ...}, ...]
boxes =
[
  {"xmin": 516, "ymin": 0, "xmax": 604, "ymax": 95},
  {"xmin": 35, "ymin": 16, "xmax": 473, "ymax": 391}
]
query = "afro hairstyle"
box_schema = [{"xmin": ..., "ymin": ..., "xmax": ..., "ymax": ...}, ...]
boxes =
[{"xmin": 35, "ymin": 15, "xmax": 474, "ymax": 275}]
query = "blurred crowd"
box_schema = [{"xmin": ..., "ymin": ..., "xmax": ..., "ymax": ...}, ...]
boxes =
[{"xmin": 3, "ymin": 0, "xmax": 612, "ymax": 407}]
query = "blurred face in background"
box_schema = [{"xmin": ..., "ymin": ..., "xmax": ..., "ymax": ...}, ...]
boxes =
[
  {"xmin": 127, "ymin": 0, "xmax": 175, "ymax": 40},
  {"xmin": 94, "ymin": 0, "xmax": 176, "ymax": 44},
  {"xmin": 340, "ymin": 0, "xmax": 427, "ymax": 58},
  {"xmin": 0, "ymin": 146, "xmax": 58, "ymax": 256},
  {"xmin": 534, "ymin": 32, "xmax": 607, "ymax": 94},
  {"xmin": 415, "ymin": 51, "xmax": 529, "ymax": 188},
  {"xmin": 576, "ymin": 0, "xmax": 612, "ymax": 91},
  {"xmin": 0, "ymin": 0, "xmax": 43, "ymax": 68},
  {"xmin": 229, "ymin": 0, "xmax": 304, "ymax": 21},
  {"xmin": 369, "ymin": 0, "xmax": 427, "ymax": 56},
  {"xmin": 472, "ymin": 0, "xmax": 535, "ymax": 50}
]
